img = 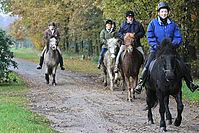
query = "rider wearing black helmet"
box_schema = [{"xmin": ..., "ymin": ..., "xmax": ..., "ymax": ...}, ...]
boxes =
[
  {"xmin": 135, "ymin": 2, "xmax": 199, "ymax": 94},
  {"xmin": 36, "ymin": 22, "xmax": 65, "ymax": 70}
]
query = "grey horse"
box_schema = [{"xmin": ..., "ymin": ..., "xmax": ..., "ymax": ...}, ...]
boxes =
[
  {"xmin": 102, "ymin": 38, "xmax": 119, "ymax": 91},
  {"xmin": 44, "ymin": 37, "xmax": 59, "ymax": 86}
]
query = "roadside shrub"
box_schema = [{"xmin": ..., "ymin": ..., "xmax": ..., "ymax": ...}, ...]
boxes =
[{"xmin": 0, "ymin": 29, "xmax": 18, "ymax": 82}]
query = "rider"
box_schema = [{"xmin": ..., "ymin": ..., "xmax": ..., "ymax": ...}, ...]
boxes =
[
  {"xmin": 114, "ymin": 10, "xmax": 145, "ymax": 73},
  {"xmin": 135, "ymin": 2, "xmax": 199, "ymax": 94},
  {"xmin": 97, "ymin": 20, "xmax": 118, "ymax": 69},
  {"xmin": 112, "ymin": 21, "xmax": 116, "ymax": 30},
  {"xmin": 36, "ymin": 22, "xmax": 65, "ymax": 70}
]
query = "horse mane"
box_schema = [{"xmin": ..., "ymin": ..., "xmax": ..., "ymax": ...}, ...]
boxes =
[
  {"xmin": 107, "ymin": 37, "xmax": 118, "ymax": 47},
  {"xmin": 156, "ymin": 38, "xmax": 176, "ymax": 59}
]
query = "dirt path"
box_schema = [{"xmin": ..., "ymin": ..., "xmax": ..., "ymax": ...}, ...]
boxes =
[{"xmin": 9, "ymin": 58, "xmax": 199, "ymax": 133}]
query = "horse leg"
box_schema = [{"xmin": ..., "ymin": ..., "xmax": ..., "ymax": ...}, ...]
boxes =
[
  {"xmin": 45, "ymin": 73, "xmax": 49, "ymax": 84},
  {"xmin": 158, "ymin": 93, "xmax": 167, "ymax": 132},
  {"xmin": 146, "ymin": 89, "xmax": 154, "ymax": 124},
  {"xmin": 102, "ymin": 67, "xmax": 107, "ymax": 87},
  {"xmin": 131, "ymin": 76, "xmax": 138, "ymax": 99},
  {"xmin": 107, "ymin": 68, "xmax": 114, "ymax": 91},
  {"xmin": 52, "ymin": 74, "xmax": 56, "ymax": 86},
  {"xmin": 173, "ymin": 91, "xmax": 184, "ymax": 127},
  {"xmin": 124, "ymin": 75, "xmax": 131, "ymax": 102},
  {"xmin": 164, "ymin": 96, "xmax": 172, "ymax": 125}
]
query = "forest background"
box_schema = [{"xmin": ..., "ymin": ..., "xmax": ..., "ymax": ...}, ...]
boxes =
[{"xmin": 1, "ymin": 0, "xmax": 199, "ymax": 77}]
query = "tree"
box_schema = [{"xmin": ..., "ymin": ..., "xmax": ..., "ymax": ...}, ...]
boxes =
[{"xmin": 0, "ymin": 28, "xmax": 17, "ymax": 82}]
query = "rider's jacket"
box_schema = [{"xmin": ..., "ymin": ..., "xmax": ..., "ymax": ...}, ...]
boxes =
[
  {"xmin": 118, "ymin": 19, "xmax": 145, "ymax": 46},
  {"xmin": 43, "ymin": 28, "xmax": 60, "ymax": 46},
  {"xmin": 100, "ymin": 28, "xmax": 118, "ymax": 49},
  {"xmin": 147, "ymin": 16, "xmax": 182, "ymax": 53}
]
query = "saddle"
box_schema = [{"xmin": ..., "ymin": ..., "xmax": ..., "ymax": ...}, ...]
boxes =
[{"xmin": 119, "ymin": 49, "xmax": 143, "ymax": 65}]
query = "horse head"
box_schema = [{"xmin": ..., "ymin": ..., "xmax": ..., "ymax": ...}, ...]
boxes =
[
  {"xmin": 156, "ymin": 38, "xmax": 178, "ymax": 82},
  {"xmin": 107, "ymin": 38, "xmax": 119, "ymax": 59},
  {"xmin": 49, "ymin": 37, "xmax": 57, "ymax": 51},
  {"xmin": 124, "ymin": 33, "xmax": 136, "ymax": 53}
]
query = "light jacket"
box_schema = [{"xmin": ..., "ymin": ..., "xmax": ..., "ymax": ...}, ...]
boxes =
[
  {"xmin": 118, "ymin": 19, "xmax": 145, "ymax": 46},
  {"xmin": 100, "ymin": 28, "xmax": 118, "ymax": 49},
  {"xmin": 147, "ymin": 16, "xmax": 182, "ymax": 53}
]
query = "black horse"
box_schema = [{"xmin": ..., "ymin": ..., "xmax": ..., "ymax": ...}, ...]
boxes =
[{"xmin": 145, "ymin": 38, "xmax": 184, "ymax": 132}]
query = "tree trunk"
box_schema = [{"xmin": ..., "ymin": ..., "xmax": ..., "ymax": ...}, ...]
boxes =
[
  {"xmin": 75, "ymin": 37, "xmax": 79, "ymax": 53},
  {"xmin": 88, "ymin": 40, "xmax": 93, "ymax": 56}
]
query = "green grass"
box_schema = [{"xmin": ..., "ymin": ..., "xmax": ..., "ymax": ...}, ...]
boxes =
[
  {"xmin": 0, "ymin": 71, "xmax": 58, "ymax": 133},
  {"xmin": 182, "ymin": 81, "xmax": 199, "ymax": 105}
]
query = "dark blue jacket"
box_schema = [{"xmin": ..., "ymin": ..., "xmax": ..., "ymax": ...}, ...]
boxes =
[
  {"xmin": 147, "ymin": 16, "xmax": 182, "ymax": 53},
  {"xmin": 118, "ymin": 19, "xmax": 145, "ymax": 46}
]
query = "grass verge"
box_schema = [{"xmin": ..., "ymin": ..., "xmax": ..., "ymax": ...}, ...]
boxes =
[{"xmin": 0, "ymin": 71, "xmax": 58, "ymax": 133}]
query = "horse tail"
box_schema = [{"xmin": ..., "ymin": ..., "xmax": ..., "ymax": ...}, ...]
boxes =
[{"xmin": 150, "ymin": 92, "xmax": 158, "ymax": 108}]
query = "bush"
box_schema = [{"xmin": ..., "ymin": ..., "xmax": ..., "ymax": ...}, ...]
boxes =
[{"xmin": 0, "ymin": 29, "xmax": 18, "ymax": 82}]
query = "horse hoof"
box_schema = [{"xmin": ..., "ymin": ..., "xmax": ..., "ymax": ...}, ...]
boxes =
[
  {"xmin": 46, "ymin": 81, "xmax": 49, "ymax": 84},
  {"xmin": 160, "ymin": 127, "xmax": 166, "ymax": 132},
  {"xmin": 110, "ymin": 88, "xmax": 113, "ymax": 91},
  {"xmin": 148, "ymin": 120, "xmax": 154, "ymax": 124},
  {"xmin": 127, "ymin": 98, "xmax": 132, "ymax": 102},
  {"xmin": 174, "ymin": 119, "xmax": 181, "ymax": 127},
  {"xmin": 52, "ymin": 83, "xmax": 56, "ymax": 86},
  {"xmin": 104, "ymin": 83, "xmax": 107, "ymax": 86},
  {"xmin": 166, "ymin": 120, "xmax": 172, "ymax": 125}
]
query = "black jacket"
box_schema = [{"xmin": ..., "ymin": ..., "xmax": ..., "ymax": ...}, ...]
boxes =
[{"xmin": 118, "ymin": 19, "xmax": 145, "ymax": 46}]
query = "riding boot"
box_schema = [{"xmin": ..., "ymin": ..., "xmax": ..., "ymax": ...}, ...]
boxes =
[
  {"xmin": 178, "ymin": 59, "xmax": 199, "ymax": 92},
  {"xmin": 57, "ymin": 51, "xmax": 65, "ymax": 70},
  {"xmin": 184, "ymin": 72, "xmax": 199, "ymax": 92},
  {"xmin": 59, "ymin": 56, "xmax": 65, "ymax": 70},
  {"xmin": 36, "ymin": 56, "xmax": 44, "ymax": 69},
  {"xmin": 97, "ymin": 56, "xmax": 103, "ymax": 69},
  {"xmin": 135, "ymin": 67, "xmax": 148, "ymax": 94}
]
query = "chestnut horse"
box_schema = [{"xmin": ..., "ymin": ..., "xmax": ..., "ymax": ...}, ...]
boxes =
[{"xmin": 119, "ymin": 33, "xmax": 142, "ymax": 101}]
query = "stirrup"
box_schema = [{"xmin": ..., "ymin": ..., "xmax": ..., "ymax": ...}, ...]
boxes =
[{"xmin": 135, "ymin": 85, "xmax": 142, "ymax": 94}]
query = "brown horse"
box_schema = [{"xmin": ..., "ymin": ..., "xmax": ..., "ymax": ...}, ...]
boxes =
[{"xmin": 119, "ymin": 33, "xmax": 142, "ymax": 101}]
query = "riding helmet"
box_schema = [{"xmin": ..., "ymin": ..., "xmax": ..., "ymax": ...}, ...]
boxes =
[
  {"xmin": 157, "ymin": 2, "xmax": 170, "ymax": 11},
  {"xmin": 49, "ymin": 22, "xmax": 55, "ymax": 26},
  {"xmin": 126, "ymin": 10, "xmax": 134, "ymax": 17},
  {"xmin": 106, "ymin": 20, "xmax": 112, "ymax": 25}
]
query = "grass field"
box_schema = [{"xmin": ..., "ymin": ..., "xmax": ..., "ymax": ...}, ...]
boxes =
[
  {"xmin": 0, "ymin": 71, "xmax": 58, "ymax": 133},
  {"xmin": 11, "ymin": 47, "xmax": 199, "ymax": 105}
]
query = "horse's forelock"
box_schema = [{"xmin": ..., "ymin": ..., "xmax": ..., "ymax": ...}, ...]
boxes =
[
  {"xmin": 107, "ymin": 38, "xmax": 118, "ymax": 47},
  {"xmin": 124, "ymin": 33, "xmax": 135, "ymax": 44},
  {"xmin": 157, "ymin": 38, "xmax": 176, "ymax": 58}
]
